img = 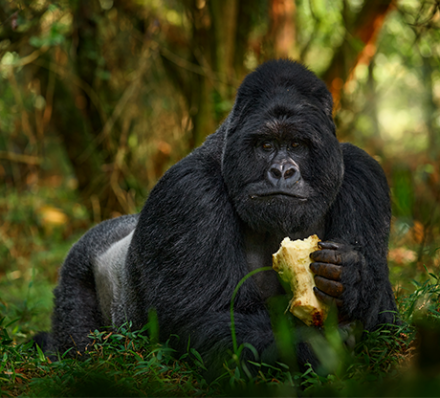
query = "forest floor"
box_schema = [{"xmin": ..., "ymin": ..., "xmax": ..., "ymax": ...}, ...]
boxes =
[{"xmin": 1, "ymin": 184, "xmax": 440, "ymax": 397}]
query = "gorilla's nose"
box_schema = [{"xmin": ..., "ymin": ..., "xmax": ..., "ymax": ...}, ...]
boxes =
[{"xmin": 268, "ymin": 163, "xmax": 300, "ymax": 186}]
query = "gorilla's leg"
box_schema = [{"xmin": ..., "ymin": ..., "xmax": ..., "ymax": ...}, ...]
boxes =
[
  {"xmin": 50, "ymin": 257, "xmax": 105, "ymax": 354},
  {"xmin": 43, "ymin": 214, "xmax": 139, "ymax": 355}
]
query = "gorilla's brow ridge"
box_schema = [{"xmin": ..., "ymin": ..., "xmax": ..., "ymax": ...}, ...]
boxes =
[
  {"xmin": 264, "ymin": 114, "xmax": 303, "ymax": 135},
  {"xmin": 265, "ymin": 100, "xmax": 316, "ymax": 119}
]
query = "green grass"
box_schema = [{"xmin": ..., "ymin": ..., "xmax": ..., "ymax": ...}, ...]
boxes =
[
  {"xmin": 1, "ymin": 274, "xmax": 440, "ymax": 397},
  {"xmin": 2, "ymin": 186, "xmax": 440, "ymax": 396}
]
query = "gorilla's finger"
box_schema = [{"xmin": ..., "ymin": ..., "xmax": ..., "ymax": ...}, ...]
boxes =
[
  {"xmin": 310, "ymin": 249, "xmax": 342, "ymax": 264},
  {"xmin": 318, "ymin": 241, "xmax": 342, "ymax": 250},
  {"xmin": 310, "ymin": 262, "xmax": 342, "ymax": 281},
  {"xmin": 313, "ymin": 287, "xmax": 344, "ymax": 307},
  {"xmin": 314, "ymin": 275, "xmax": 344, "ymax": 297}
]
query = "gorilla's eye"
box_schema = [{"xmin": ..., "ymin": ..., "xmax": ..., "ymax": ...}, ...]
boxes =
[
  {"xmin": 291, "ymin": 141, "xmax": 299, "ymax": 148},
  {"xmin": 262, "ymin": 142, "xmax": 273, "ymax": 151}
]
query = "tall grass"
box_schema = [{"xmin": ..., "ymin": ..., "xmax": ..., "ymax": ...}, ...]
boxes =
[{"xmin": 1, "ymin": 270, "xmax": 440, "ymax": 397}]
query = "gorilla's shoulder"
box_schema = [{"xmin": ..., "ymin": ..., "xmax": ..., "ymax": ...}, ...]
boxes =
[
  {"xmin": 139, "ymin": 125, "xmax": 230, "ymax": 224},
  {"xmin": 340, "ymin": 143, "xmax": 387, "ymax": 184},
  {"xmin": 195, "ymin": 121, "xmax": 227, "ymax": 159},
  {"xmin": 132, "ymin": 121, "xmax": 238, "ymax": 264},
  {"xmin": 153, "ymin": 123, "xmax": 226, "ymax": 190},
  {"xmin": 338, "ymin": 143, "xmax": 390, "ymax": 217}
]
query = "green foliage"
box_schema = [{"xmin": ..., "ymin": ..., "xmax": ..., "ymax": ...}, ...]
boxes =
[
  {"xmin": 0, "ymin": 319, "xmax": 221, "ymax": 397},
  {"xmin": 230, "ymin": 266, "xmax": 272, "ymax": 354},
  {"xmin": 0, "ymin": 185, "xmax": 90, "ymax": 339},
  {"xmin": 1, "ymin": 276, "xmax": 440, "ymax": 397},
  {"xmin": 296, "ymin": 0, "xmax": 346, "ymax": 74},
  {"xmin": 1, "ymin": 0, "xmax": 440, "ymax": 396},
  {"xmin": 29, "ymin": 5, "xmax": 70, "ymax": 49}
]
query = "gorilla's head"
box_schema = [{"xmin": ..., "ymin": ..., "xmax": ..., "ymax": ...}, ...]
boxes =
[{"xmin": 221, "ymin": 60, "xmax": 344, "ymax": 234}]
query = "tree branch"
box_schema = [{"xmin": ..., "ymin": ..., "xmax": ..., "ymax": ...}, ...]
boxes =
[
  {"xmin": 322, "ymin": 0, "xmax": 394, "ymax": 106},
  {"xmin": 0, "ymin": 151, "xmax": 42, "ymax": 165}
]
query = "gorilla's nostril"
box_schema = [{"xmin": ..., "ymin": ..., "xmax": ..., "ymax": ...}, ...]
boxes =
[
  {"xmin": 270, "ymin": 168, "xmax": 282, "ymax": 179},
  {"xmin": 284, "ymin": 168, "xmax": 295, "ymax": 179}
]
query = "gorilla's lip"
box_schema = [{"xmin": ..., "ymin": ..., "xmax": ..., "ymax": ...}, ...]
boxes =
[{"xmin": 250, "ymin": 192, "xmax": 308, "ymax": 201}]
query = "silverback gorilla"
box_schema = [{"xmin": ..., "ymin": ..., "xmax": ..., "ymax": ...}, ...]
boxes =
[{"xmin": 36, "ymin": 60, "xmax": 397, "ymax": 375}]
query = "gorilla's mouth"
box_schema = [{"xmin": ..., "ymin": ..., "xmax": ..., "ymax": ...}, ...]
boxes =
[{"xmin": 250, "ymin": 192, "xmax": 308, "ymax": 201}]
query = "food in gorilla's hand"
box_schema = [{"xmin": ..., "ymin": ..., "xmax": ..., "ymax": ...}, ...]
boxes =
[{"xmin": 272, "ymin": 235, "xmax": 329, "ymax": 326}]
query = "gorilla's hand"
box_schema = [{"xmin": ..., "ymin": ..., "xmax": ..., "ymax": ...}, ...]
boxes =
[{"xmin": 309, "ymin": 241, "xmax": 363, "ymax": 313}]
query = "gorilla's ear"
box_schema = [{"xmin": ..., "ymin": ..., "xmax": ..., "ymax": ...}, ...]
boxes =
[{"xmin": 223, "ymin": 99, "xmax": 249, "ymax": 138}]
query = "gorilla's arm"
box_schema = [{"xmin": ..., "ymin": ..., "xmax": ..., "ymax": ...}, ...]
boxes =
[
  {"xmin": 121, "ymin": 133, "xmax": 280, "ymax": 369},
  {"xmin": 311, "ymin": 143, "xmax": 397, "ymax": 330}
]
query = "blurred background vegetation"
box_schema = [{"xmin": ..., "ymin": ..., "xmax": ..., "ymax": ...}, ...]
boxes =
[{"xmin": 0, "ymin": 0, "xmax": 439, "ymax": 366}]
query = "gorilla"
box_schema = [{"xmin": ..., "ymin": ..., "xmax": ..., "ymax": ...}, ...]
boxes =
[{"xmin": 37, "ymin": 59, "xmax": 397, "ymax": 375}]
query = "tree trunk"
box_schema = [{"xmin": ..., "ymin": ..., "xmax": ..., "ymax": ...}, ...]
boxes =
[
  {"xmin": 53, "ymin": 0, "xmax": 127, "ymax": 220},
  {"xmin": 421, "ymin": 56, "xmax": 438, "ymax": 160},
  {"xmin": 322, "ymin": 0, "xmax": 394, "ymax": 107},
  {"xmin": 263, "ymin": 0, "xmax": 296, "ymax": 60},
  {"xmin": 161, "ymin": 0, "xmax": 258, "ymax": 149}
]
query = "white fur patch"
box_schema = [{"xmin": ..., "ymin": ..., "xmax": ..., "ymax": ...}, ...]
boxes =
[{"xmin": 94, "ymin": 230, "xmax": 134, "ymax": 323}]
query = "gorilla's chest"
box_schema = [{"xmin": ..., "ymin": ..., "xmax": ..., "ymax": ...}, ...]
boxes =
[{"xmin": 243, "ymin": 222, "xmax": 325, "ymax": 302}]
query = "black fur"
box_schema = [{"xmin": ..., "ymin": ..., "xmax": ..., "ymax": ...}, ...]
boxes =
[{"xmin": 38, "ymin": 60, "xmax": 397, "ymax": 375}]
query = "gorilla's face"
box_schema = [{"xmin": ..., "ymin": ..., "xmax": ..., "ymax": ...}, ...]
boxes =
[{"xmin": 222, "ymin": 82, "xmax": 343, "ymax": 235}]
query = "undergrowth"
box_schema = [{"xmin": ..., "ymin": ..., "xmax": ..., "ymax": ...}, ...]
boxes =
[
  {"xmin": 1, "ymin": 273, "xmax": 440, "ymax": 397},
  {"xmin": 1, "ymin": 186, "xmax": 440, "ymax": 396}
]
